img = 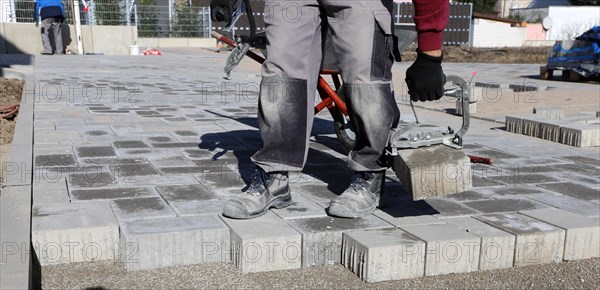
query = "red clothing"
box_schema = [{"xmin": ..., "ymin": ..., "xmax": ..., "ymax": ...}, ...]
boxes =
[{"xmin": 412, "ymin": 0, "xmax": 449, "ymax": 51}]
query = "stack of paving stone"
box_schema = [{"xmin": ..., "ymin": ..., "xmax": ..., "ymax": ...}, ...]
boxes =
[
  {"xmin": 455, "ymin": 85, "xmax": 481, "ymax": 116},
  {"xmin": 505, "ymin": 108, "xmax": 600, "ymax": 147}
]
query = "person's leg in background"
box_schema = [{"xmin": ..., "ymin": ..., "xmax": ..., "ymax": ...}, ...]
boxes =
[
  {"xmin": 324, "ymin": 0, "xmax": 400, "ymax": 218},
  {"xmin": 40, "ymin": 18, "xmax": 53, "ymax": 54},
  {"xmin": 222, "ymin": 0, "xmax": 324, "ymax": 219},
  {"xmin": 52, "ymin": 17, "xmax": 64, "ymax": 55}
]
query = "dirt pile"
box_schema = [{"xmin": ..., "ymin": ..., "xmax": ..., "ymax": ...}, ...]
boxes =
[
  {"xmin": 1, "ymin": 77, "xmax": 24, "ymax": 188},
  {"xmin": 402, "ymin": 46, "xmax": 550, "ymax": 64}
]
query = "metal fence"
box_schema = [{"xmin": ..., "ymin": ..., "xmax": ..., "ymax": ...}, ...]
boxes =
[{"xmin": 4, "ymin": 0, "xmax": 212, "ymax": 38}]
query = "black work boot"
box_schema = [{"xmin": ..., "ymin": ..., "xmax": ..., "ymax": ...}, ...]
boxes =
[
  {"xmin": 327, "ymin": 171, "xmax": 385, "ymax": 218},
  {"xmin": 222, "ymin": 168, "xmax": 292, "ymax": 219}
]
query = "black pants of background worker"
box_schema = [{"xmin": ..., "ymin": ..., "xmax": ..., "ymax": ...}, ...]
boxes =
[{"xmin": 41, "ymin": 17, "xmax": 64, "ymax": 55}]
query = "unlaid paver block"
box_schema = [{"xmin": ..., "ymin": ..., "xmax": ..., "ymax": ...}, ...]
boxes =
[
  {"xmin": 529, "ymin": 194, "xmax": 600, "ymax": 217},
  {"xmin": 120, "ymin": 215, "xmax": 230, "ymax": 271},
  {"xmin": 505, "ymin": 115, "xmax": 523, "ymax": 134},
  {"xmin": 455, "ymin": 99, "xmax": 477, "ymax": 116},
  {"xmin": 399, "ymin": 223, "xmax": 480, "ymax": 276},
  {"xmin": 221, "ymin": 212, "xmax": 302, "ymax": 273},
  {"xmin": 533, "ymin": 107, "xmax": 564, "ymax": 120},
  {"xmin": 32, "ymin": 201, "xmax": 119, "ymax": 265},
  {"xmin": 475, "ymin": 213, "xmax": 565, "ymax": 266},
  {"xmin": 287, "ymin": 215, "xmax": 392, "ymax": 267},
  {"xmin": 521, "ymin": 116, "xmax": 545, "ymax": 137},
  {"xmin": 559, "ymin": 124, "xmax": 600, "ymax": 147},
  {"xmin": 444, "ymin": 217, "xmax": 515, "ymax": 270},
  {"xmin": 32, "ymin": 178, "xmax": 70, "ymax": 204},
  {"xmin": 538, "ymin": 120, "xmax": 567, "ymax": 142},
  {"xmin": 342, "ymin": 228, "xmax": 425, "ymax": 282},
  {"xmin": 520, "ymin": 208, "xmax": 599, "ymax": 260},
  {"xmin": 392, "ymin": 145, "xmax": 472, "ymax": 200}
]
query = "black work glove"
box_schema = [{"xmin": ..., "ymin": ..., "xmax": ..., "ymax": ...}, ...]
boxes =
[
  {"xmin": 210, "ymin": 0, "xmax": 238, "ymax": 23},
  {"xmin": 405, "ymin": 48, "xmax": 446, "ymax": 102}
]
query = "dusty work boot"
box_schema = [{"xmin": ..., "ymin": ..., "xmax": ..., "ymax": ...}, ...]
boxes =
[
  {"xmin": 327, "ymin": 171, "xmax": 385, "ymax": 218},
  {"xmin": 222, "ymin": 168, "xmax": 292, "ymax": 219}
]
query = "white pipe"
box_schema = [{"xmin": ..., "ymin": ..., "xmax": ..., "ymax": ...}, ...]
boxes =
[{"xmin": 73, "ymin": 0, "xmax": 84, "ymax": 54}]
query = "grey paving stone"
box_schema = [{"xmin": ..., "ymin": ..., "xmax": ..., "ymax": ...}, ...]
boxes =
[
  {"xmin": 446, "ymin": 190, "xmax": 491, "ymax": 202},
  {"xmin": 472, "ymin": 176, "xmax": 506, "ymax": 187},
  {"xmin": 146, "ymin": 155, "xmax": 196, "ymax": 167},
  {"xmin": 286, "ymin": 215, "xmax": 392, "ymax": 267},
  {"xmin": 529, "ymin": 194, "xmax": 600, "ymax": 217},
  {"xmin": 70, "ymin": 187, "xmax": 156, "ymax": 201},
  {"xmin": 463, "ymin": 198, "xmax": 549, "ymax": 213},
  {"xmin": 32, "ymin": 178, "xmax": 70, "ymax": 205},
  {"xmin": 75, "ymin": 146, "xmax": 117, "ymax": 158},
  {"xmin": 559, "ymin": 156, "xmax": 600, "ymax": 167},
  {"xmin": 475, "ymin": 213, "xmax": 565, "ymax": 266},
  {"xmin": 119, "ymin": 175, "xmax": 199, "ymax": 186},
  {"xmin": 538, "ymin": 182, "xmax": 599, "ymax": 201},
  {"xmin": 151, "ymin": 142, "xmax": 200, "ymax": 148},
  {"xmin": 174, "ymin": 130, "xmax": 197, "ymax": 136},
  {"xmin": 405, "ymin": 198, "xmax": 480, "ymax": 217},
  {"xmin": 68, "ymin": 172, "xmax": 116, "ymax": 188},
  {"xmin": 158, "ymin": 166, "xmax": 207, "ymax": 174},
  {"xmin": 271, "ymin": 194, "xmax": 327, "ymax": 220},
  {"xmin": 32, "ymin": 201, "xmax": 119, "ymax": 265},
  {"xmin": 119, "ymin": 215, "xmax": 230, "ymax": 271},
  {"xmin": 559, "ymin": 124, "xmax": 600, "ymax": 147},
  {"xmin": 195, "ymin": 172, "xmax": 248, "ymax": 199},
  {"xmin": 169, "ymin": 200, "xmax": 228, "ymax": 216},
  {"xmin": 491, "ymin": 186, "xmax": 550, "ymax": 196},
  {"xmin": 374, "ymin": 207, "xmax": 445, "ymax": 227},
  {"xmin": 147, "ymin": 136, "xmax": 175, "ymax": 142},
  {"xmin": 221, "ymin": 212, "xmax": 302, "ymax": 273},
  {"xmin": 34, "ymin": 154, "xmax": 77, "ymax": 167},
  {"xmin": 156, "ymin": 184, "xmax": 216, "ymax": 202},
  {"xmin": 520, "ymin": 208, "xmax": 599, "ymax": 260},
  {"xmin": 443, "ymin": 217, "xmax": 516, "ymax": 271},
  {"xmin": 79, "ymin": 157, "xmax": 148, "ymax": 166},
  {"xmin": 392, "ymin": 145, "xmax": 473, "ymax": 200},
  {"xmin": 553, "ymin": 163, "xmax": 599, "ymax": 177},
  {"xmin": 110, "ymin": 197, "xmax": 176, "ymax": 221},
  {"xmin": 113, "ymin": 140, "xmax": 150, "ymax": 149},
  {"xmin": 342, "ymin": 228, "xmax": 426, "ymax": 282},
  {"xmin": 489, "ymin": 174, "xmax": 559, "ymax": 185},
  {"xmin": 110, "ymin": 163, "xmax": 160, "ymax": 178},
  {"xmin": 398, "ymin": 223, "xmax": 481, "ymax": 276}
]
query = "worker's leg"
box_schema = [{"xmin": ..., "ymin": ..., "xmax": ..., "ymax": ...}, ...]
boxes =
[
  {"xmin": 250, "ymin": 0, "xmax": 323, "ymax": 173},
  {"xmin": 52, "ymin": 18, "xmax": 64, "ymax": 55},
  {"xmin": 323, "ymin": 0, "xmax": 400, "ymax": 218},
  {"xmin": 41, "ymin": 18, "xmax": 53, "ymax": 54}
]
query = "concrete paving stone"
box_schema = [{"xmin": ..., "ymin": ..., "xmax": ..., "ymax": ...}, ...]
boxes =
[
  {"xmin": 398, "ymin": 223, "xmax": 481, "ymax": 276},
  {"xmin": 119, "ymin": 215, "xmax": 230, "ymax": 271},
  {"xmin": 475, "ymin": 213, "xmax": 565, "ymax": 266},
  {"xmin": 470, "ymin": 148, "xmax": 520, "ymax": 159},
  {"xmin": 405, "ymin": 198, "xmax": 480, "ymax": 217},
  {"xmin": 109, "ymin": 163, "xmax": 160, "ymax": 180},
  {"xmin": 158, "ymin": 166, "xmax": 207, "ymax": 174},
  {"xmin": 490, "ymin": 185, "xmax": 554, "ymax": 196},
  {"xmin": 444, "ymin": 217, "xmax": 516, "ymax": 271},
  {"xmin": 560, "ymin": 124, "xmax": 600, "ymax": 147},
  {"xmin": 472, "ymin": 175, "xmax": 506, "ymax": 188},
  {"xmin": 181, "ymin": 148, "xmax": 216, "ymax": 159},
  {"xmin": 75, "ymin": 146, "xmax": 117, "ymax": 158},
  {"xmin": 110, "ymin": 196, "xmax": 176, "ymax": 221},
  {"xmin": 374, "ymin": 207, "xmax": 445, "ymax": 227},
  {"xmin": 296, "ymin": 183, "xmax": 342, "ymax": 205},
  {"xmin": 489, "ymin": 174, "xmax": 559, "ymax": 185},
  {"xmin": 271, "ymin": 194, "xmax": 327, "ymax": 220},
  {"xmin": 286, "ymin": 215, "xmax": 392, "ymax": 267},
  {"xmin": 559, "ymin": 155, "xmax": 600, "ymax": 167},
  {"xmin": 35, "ymin": 130, "xmax": 83, "ymax": 144},
  {"xmin": 68, "ymin": 171, "xmax": 116, "ymax": 188},
  {"xmin": 446, "ymin": 190, "xmax": 492, "ymax": 202},
  {"xmin": 118, "ymin": 175, "xmax": 199, "ymax": 186},
  {"xmin": 538, "ymin": 120, "xmax": 568, "ymax": 142},
  {"xmin": 156, "ymin": 184, "xmax": 217, "ymax": 202},
  {"xmin": 34, "ymin": 154, "xmax": 77, "ymax": 167},
  {"xmin": 169, "ymin": 200, "xmax": 228, "ymax": 216},
  {"xmin": 79, "ymin": 157, "xmax": 148, "ymax": 166},
  {"xmin": 33, "ymin": 178, "xmax": 70, "ymax": 204},
  {"xmin": 463, "ymin": 198, "xmax": 550, "ymax": 214},
  {"xmin": 521, "ymin": 115, "xmax": 550, "ymax": 137},
  {"xmin": 32, "ymin": 201, "xmax": 119, "ymax": 265},
  {"xmin": 221, "ymin": 212, "xmax": 302, "ymax": 273},
  {"xmin": 114, "ymin": 148, "xmax": 155, "ymax": 157},
  {"xmin": 538, "ymin": 182, "xmax": 599, "ymax": 201},
  {"xmin": 70, "ymin": 187, "xmax": 157, "ymax": 201},
  {"xmin": 147, "ymin": 136, "xmax": 176, "ymax": 143},
  {"xmin": 392, "ymin": 145, "xmax": 473, "ymax": 200},
  {"xmin": 195, "ymin": 172, "xmax": 248, "ymax": 199},
  {"xmin": 553, "ymin": 163, "xmax": 600, "ymax": 177},
  {"xmin": 342, "ymin": 228, "xmax": 426, "ymax": 282},
  {"xmin": 505, "ymin": 115, "xmax": 523, "ymax": 134},
  {"xmin": 533, "ymin": 107, "xmax": 564, "ymax": 120},
  {"xmin": 529, "ymin": 193, "xmax": 600, "ymax": 217},
  {"xmin": 520, "ymin": 208, "xmax": 600, "ymax": 260},
  {"xmin": 174, "ymin": 130, "xmax": 198, "ymax": 136},
  {"xmin": 455, "ymin": 99, "xmax": 477, "ymax": 116},
  {"xmin": 146, "ymin": 155, "xmax": 197, "ymax": 167},
  {"xmin": 151, "ymin": 142, "xmax": 200, "ymax": 148},
  {"xmin": 113, "ymin": 140, "xmax": 150, "ymax": 149}
]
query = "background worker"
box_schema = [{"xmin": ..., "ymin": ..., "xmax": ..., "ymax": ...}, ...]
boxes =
[{"xmin": 35, "ymin": 0, "xmax": 65, "ymax": 55}]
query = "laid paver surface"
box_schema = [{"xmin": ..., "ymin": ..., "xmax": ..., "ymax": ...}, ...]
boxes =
[{"xmin": 31, "ymin": 50, "xmax": 599, "ymax": 283}]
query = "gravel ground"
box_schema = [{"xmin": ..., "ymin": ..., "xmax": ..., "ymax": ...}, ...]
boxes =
[{"xmin": 40, "ymin": 258, "xmax": 600, "ymax": 289}]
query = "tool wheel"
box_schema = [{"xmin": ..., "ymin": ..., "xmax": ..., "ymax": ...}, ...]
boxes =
[{"xmin": 330, "ymin": 88, "xmax": 356, "ymax": 154}]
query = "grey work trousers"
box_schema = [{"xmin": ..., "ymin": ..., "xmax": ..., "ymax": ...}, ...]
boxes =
[
  {"xmin": 41, "ymin": 17, "xmax": 64, "ymax": 54},
  {"xmin": 251, "ymin": 0, "xmax": 400, "ymax": 173}
]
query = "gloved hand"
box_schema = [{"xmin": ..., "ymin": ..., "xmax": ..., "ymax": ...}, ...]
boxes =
[
  {"xmin": 405, "ymin": 48, "xmax": 446, "ymax": 102},
  {"xmin": 210, "ymin": 0, "xmax": 238, "ymax": 23}
]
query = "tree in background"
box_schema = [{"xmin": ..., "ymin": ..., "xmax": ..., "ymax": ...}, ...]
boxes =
[
  {"xmin": 172, "ymin": 0, "xmax": 200, "ymax": 37},
  {"xmin": 569, "ymin": 0, "xmax": 600, "ymax": 5},
  {"xmin": 458, "ymin": 0, "xmax": 499, "ymax": 16},
  {"xmin": 95, "ymin": 0, "xmax": 122, "ymax": 25},
  {"xmin": 138, "ymin": 0, "xmax": 159, "ymax": 37}
]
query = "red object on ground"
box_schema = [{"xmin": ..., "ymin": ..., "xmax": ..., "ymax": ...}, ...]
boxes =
[
  {"xmin": 143, "ymin": 48, "xmax": 162, "ymax": 56},
  {"xmin": 468, "ymin": 154, "xmax": 494, "ymax": 165}
]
